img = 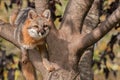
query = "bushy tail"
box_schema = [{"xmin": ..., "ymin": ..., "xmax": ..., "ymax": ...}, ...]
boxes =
[{"xmin": 9, "ymin": 8, "xmax": 20, "ymax": 26}]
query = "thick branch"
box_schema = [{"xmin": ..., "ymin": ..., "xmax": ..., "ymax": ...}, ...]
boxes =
[
  {"xmin": 0, "ymin": 21, "xmax": 19, "ymax": 47},
  {"xmin": 79, "ymin": 0, "xmax": 100, "ymax": 79},
  {"xmin": 79, "ymin": 47, "xmax": 94, "ymax": 80},
  {"xmin": 82, "ymin": 0, "xmax": 100, "ymax": 33},
  {"xmin": 35, "ymin": 0, "xmax": 48, "ymax": 14},
  {"xmin": 59, "ymin": 0, "xmax": 94, "ymax": 37}
]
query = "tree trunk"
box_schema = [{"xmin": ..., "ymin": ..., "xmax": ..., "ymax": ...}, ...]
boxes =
[{"xmin": 0, "ymin": 0, "xmax": 120, "ymax": 80}]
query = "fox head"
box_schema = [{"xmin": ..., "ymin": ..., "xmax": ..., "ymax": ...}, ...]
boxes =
[{"xmin": 26, "ymin": 9, "xmax": 51, "ymax": 40}]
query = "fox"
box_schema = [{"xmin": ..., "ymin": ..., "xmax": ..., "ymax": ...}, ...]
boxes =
[{"xmin": 9, "ymin": 7, "xmax": 55, "ymax": 74}]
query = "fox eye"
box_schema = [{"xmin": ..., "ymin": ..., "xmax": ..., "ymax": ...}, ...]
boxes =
[
  {"xmin": 34, "ymin": 25, "xmax": 39, "ymax": 28},
  {"xmin": 43, "ymin": 24, "xmax": 48, "ymax": 28}
]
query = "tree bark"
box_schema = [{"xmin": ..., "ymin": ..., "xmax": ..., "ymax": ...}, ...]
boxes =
[
  {"xmin": 0, "ymin": 0, "xmax": 120, "ymax": 80},
  {"xmin": 35, "ymin": 0, "xmax": 48, "ymax": 14},
  {"xmin": 79, "ymin": 0, "xmax": 100, "ymax": 79}
]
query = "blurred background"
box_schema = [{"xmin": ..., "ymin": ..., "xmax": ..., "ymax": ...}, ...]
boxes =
[{"xmin": 0, "ymin": 0, "xmax": 120, "ymax": 80}]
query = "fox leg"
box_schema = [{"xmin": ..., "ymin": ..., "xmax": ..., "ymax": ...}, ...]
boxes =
[
  {"xmin": 21, "ymin": 47, "xmax": 37, "ymax": 80},
  {"xmin": 38, "ymin": 44, "xmax": 55, "ymax": 72}
]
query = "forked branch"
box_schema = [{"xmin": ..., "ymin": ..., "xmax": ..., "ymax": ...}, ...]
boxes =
[
  {"xmin": 78, "ymin": 6, "xmax": 120, "ymax": 52},
  {"xmin": 59, "ymin": 0, "xmax": 94, "ymax": 35}
]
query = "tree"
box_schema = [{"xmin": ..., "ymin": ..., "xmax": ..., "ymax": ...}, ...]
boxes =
[{"xmin": 0, "ymin": 0, "xmax": 120, "ymax": 80}]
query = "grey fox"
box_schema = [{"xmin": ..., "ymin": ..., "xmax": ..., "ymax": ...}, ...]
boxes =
[{"xmin": 9, "ymin": 7, "xmax": 55, "ymax": 73}]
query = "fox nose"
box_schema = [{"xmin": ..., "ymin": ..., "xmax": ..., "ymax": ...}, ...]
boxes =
[
  {"xmin": 41, "ymin": 30, "xmax": 45, "ymax": 35},
  {"xmin": 38, "ymin": 29, "xmax": 46, "ymax": 35}
]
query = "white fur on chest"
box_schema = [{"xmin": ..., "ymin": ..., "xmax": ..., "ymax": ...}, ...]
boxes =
[{"xmin": 21, "ymin": 41, "xmax": 44, "ymax": 49}]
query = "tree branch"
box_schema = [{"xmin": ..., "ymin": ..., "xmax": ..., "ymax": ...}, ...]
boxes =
[
  {"xmin": 79, "ymin": 6, "xmax": 120, "ymax": 52},
  {"xmin": 0, "ymin": 21, "xmax": 18, "ymax": 47},
  {"xmin": 59, "ymin": 0, "xmax": 94, "ymax": 36},
  {"xmin": 35, "ymin": 0, "xmax": 48, "ymax": 14},
  {"xmin": 62, "ymin": 4, "xmax": 120, "ymax": 77},
  {"xmin": 79, "ymin": 0, "xmax": 100, "ymax": 79},
  {"xmin": 82, "ymin": 0, "xmax": 100, "ymax": 33}
]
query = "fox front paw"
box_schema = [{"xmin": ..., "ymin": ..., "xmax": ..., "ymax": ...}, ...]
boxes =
[
  {"xmin": 47, "ymin": 65, "xmax": 55, "ymax": 72},
  {"xmin": 42, "ymin": 58, "xmax": 55, "ymax": 72}
]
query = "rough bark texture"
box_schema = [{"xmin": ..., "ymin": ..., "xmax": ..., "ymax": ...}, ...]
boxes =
[
  {"xmin": 0, "ymin": 0, "xmax": 120, "ymax": 80},
  {"xmin": 79, "ymin": 47, "xmax": 94, "ymax": 80},
  {"xmin": 59, "ymin": 0, "xmax": 94, "ymax": 34},
  {"xmin": 79, "ymin": 0, "xmax": 100, "ymax": 79},
  {"xmin": 35, "ymin": 0, "xmax": 48, "ymax": 14}
]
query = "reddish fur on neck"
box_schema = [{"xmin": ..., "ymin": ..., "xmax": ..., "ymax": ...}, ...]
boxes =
[{"xmin": 22, "ymin": 19, "xmax": 44, "ymax": 46}]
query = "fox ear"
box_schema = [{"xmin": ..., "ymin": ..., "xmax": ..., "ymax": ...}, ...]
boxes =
[
  {"xmin": 42, "ymin": 9, "xmax": 51, "ymax": 20},
  {"xmin": 28, "ymin": 10, "xmax": 37, "ymax": 19}
]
